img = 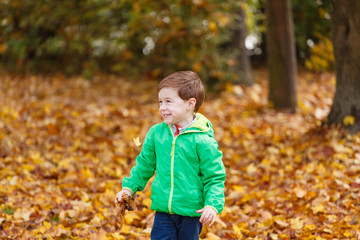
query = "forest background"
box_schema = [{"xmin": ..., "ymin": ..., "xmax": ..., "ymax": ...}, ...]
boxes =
[{"xmin": 1, "ymin": 0, "xmax": 360, "ymax": 239}]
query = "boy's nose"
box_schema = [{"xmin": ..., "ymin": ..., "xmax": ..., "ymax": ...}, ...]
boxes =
[{"xmin": 159, "ymin": 104, "xmax": 166, "ymax": 111}]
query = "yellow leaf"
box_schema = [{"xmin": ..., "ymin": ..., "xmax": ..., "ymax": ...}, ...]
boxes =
[
  {"xmin": 257, "ymin": 222, "xmax": 265, "ymax": 228},
  {"xmin": 81, "ymin": 191, "xmax": 90, "ymax": 202},
  {"xmin": 120, "ymin": 224, "xmax": 130, "ymax": 234},
  {"xmin": 71, "ymin": 110, "xmax": 80, "ymax": 117},
  {"xmin": 58, "ymin": 158, "xmax": 71, "ymax": 168},
  {"xmin": 208, "ymin": 21, "xmax": 217, "ymax": 31},
  {"xmin": 312, "ymin": 204, "xmax": 325, "ymax": 214},
  {"xmin": 240, "ymin": 193, "xmax": 253, "ymax": 203},
  {"xmin": 294, "ymin": 155, "xmax": 302, "ymax": 163},
  {"xmin": 232, "ymin": 185, "xmax": 245, "ymax": 193},
  {"xmin": 233, "ymin": 224, "xmax": 243, "ymax": 238},
  {"xmin": 43, "ymin": 221, "xmax": 52, "ymax": 230},
  {"xmin": 343, "ymin": 115, "xmax": 355, "ymax": 126},
  {"xmin": 0, "ymin": 43, "xmax": 7, "ymax": 54},
  {"xmin": 218, "ymin": 15, "xmax": 230, "ymax": 27},
  {"xmin": 75, "ymin": 222, "xmax": 87, "ymax": 228},
  {"xmin": 275, "ymin": 219, "xmax": 289, "ymax": 228},
  {"xmin": 246, "ymin": 163, "xmax": 257, "ymax": 174},
  {"xmin": 133, "ymin": 137, "xmax": 141, "ymax": 146},
  {"xmin": 334, "ymin": 153, "xmax": 348, "ymax": 161},
  {"xmin": 298, "ymin": 100, "xmax": 310, "ymax": 112},
  {"xmin": 343, "ymin": 230, "xmax": 353, "ymax": 237},
  {"xmin": 290, "ymin": 217, "xmax": 304, "ymax": 230},
  {"xmin": 305, "ymin": 224, "xmax": 315, "ymax": 230},
  {"xmin": 90, "ymin": 214, "xmax": 102, "ymax": 226},
  {"xmin": 22, "ymin": 164, "xmax": 35, "ymax": 171},
  {"xmin": 193, "ymin": 62, "xmax": 202, "ymax": 73},
  {"xmin": 143, "ymin": 198, "xmax": 152, "ymax": 208},
  {"xmin": 124, "ymin": 211, "xmax": 141, "ymax": 224},
  {"xmin": 1, "ymin": 106, "xmax": 19, "ymax": 119},
  {"xmin": 110, "ymin": 232, "xmax": 125, "ymax": 240},
  {"xmin": 80, "ymin": 168, "xmax": 94, "ymax": 179},
  {"xmin": 38, "ymin": 226, "xmax": 46, "ymax": 234},
  {"xmin": 225, "ymin": 83, "xmax": 233, "ymax": 93},
  {"xmin": 96, "ymin": 213, "xmax": 105, "ymax": 222},
  {"xmin": 53, "ymin": 224, "xmax": 71, "ymax": 237},
  {"xmin": 30, "ymin": 151, "xmax": 44, "ymax": 164},
  {"xmin": 43, "ymin": 103, "xmax": 52, "ymax": 114},
  {"xmin": 285, "ymin": 164, "xmax": 293, "ymax": 172}
]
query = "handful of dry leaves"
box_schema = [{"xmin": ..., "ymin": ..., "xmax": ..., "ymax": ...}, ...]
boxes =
[{"xmin": 115, "ymin": 193, "xmax": 137, "ymax": 229}]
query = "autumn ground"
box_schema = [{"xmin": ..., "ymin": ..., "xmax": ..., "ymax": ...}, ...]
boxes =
[{"xmin": 1, "ymin": 69, "xmax": 360, "ymax": 239}]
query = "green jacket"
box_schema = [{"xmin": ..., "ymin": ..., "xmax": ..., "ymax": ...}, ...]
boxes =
[{"xmin": 122, "ymin": 113, "xmax": 225, "ymax": 217}]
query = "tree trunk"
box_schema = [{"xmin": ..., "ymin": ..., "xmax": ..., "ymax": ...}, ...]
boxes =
[
  {"xmin": 265, "ymin": 0, "xmax": 297, "ymax": 112},
  {"xmin": 235, "ymin": 4, "xmax": 253, "ymax": 86},
  {"xmin": 327, "ymin": 0, "xmax": 360, "ymax": 134}
]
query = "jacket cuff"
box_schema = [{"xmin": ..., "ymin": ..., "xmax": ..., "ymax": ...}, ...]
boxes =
[
  {"xmin": 122, "ymin": 187, "xmax": 134, "ymax": 195},
  {"xmin": 204, "ymin": 205, "xmax": 218, "ymax": 214}
]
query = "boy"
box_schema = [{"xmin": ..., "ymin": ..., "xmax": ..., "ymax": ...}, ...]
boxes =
[{"xmin": 115, "ymin": 71, "xmax": 225, "ymax": 240}]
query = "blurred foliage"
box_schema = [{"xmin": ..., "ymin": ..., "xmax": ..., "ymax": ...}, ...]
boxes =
[
  {"xmin": 305, "ymin": 36, "xmax": 334, "ymax": 72},
  {"xmin": 292, "ymin": 0, "xmax": 332, "ymax": 70},
  {"xmin": 0, "ymin": 0, "xmax": 333, "ymax": 85},
  {"xmin": 244, "ymin": 0, "xmax": 332, "ymax": 71},
  {"xmin": 0, "ymin": 0, "xmax": 242, "ymax": 86}
]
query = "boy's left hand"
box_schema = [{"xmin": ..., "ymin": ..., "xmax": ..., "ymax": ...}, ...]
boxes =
[{"xmin": 196, "ymin": 206, "xmax": 217, "ymax": 227}]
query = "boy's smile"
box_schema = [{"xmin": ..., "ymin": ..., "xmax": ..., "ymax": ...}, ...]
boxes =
[{"xmin": 158, "ymin": 87, "xmax": 196, "ymax": 128}]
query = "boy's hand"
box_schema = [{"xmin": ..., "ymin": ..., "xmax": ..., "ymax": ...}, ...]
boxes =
[
  {"xmin": 115, "ymin": 189, "xmax": 132, "ymax": 203},
  {"xmin": 196, "ymin": 206, "xmax": 217, "ymax": 227}
]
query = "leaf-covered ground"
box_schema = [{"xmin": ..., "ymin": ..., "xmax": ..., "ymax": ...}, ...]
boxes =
[{"xmin": 1, "ymin": 71, "xmax": 360, "ymax": 239}]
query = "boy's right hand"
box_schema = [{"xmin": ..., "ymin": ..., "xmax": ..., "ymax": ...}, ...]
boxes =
[{"xmin": 115, "ymin": 189, "xmax": 132, "ymax": 203}]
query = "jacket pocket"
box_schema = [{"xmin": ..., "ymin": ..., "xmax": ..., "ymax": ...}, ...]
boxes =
[
  {"xmin": 151, "ymin": 176, "xmax": 160, "ymax": 199},
  {"xmin": 189, "ymin": 184, "xmax": 204, "ymax": 204},
  {"xmin": 150, "ymin": 176, "xmax": 168, "ymax": 210}
]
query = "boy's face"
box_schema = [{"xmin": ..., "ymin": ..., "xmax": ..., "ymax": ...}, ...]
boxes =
[{"xmin": 158, "ymin": 87, "xmax": 196, "ymax": 128}]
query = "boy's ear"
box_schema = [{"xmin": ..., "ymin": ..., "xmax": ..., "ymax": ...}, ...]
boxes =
[{"xmin": 188, "ymin": 98, "xmax": 196, "ymax": 110}]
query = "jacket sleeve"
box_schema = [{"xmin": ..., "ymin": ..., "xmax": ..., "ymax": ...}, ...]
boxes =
[
  {"xmin": 122, "ymin": 126, "xmax": 156, "ymax": 194},
  {"xmin": 197, "ymin": 135, "xmax": 226, "ymax": 213}
]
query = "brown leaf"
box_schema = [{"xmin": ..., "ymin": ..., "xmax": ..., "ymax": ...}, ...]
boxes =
[{"xmin": 115, "ymin": 193, "xmax": 137, "ymax": 229}]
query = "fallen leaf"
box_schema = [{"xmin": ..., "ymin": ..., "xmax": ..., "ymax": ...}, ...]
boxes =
[
  {"xmin": 293, "ymin": 187, "xmax": 307, "ymax": 198},
  {"xmin": 343, "ymin": 115, "xmax": 355, "ymax": 126},
  {"xmin": 133, "ymin": 136, "xmax": 141, "ymax": 146},
  {"xmin": 275, "ymin": 219, "xmax": 289, "ymax": 228}
]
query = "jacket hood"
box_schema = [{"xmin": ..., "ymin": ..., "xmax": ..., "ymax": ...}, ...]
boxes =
[{"xmin": 187, "ymin": 113, "xmax": 214, "ymax": 137}]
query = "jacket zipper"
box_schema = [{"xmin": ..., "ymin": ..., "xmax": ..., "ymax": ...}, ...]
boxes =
[
  {"xmin": 168, "ymin": 137, "xmax": 176, "ymax": 213},
  {"xmin": 167, "ymin": 126, "xmax": 204, "ymax": 214}
]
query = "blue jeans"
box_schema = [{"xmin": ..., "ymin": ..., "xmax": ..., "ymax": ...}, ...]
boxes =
[{"xmin": 151, "ymin": 212, "xmax": 203, "ymax": 240}]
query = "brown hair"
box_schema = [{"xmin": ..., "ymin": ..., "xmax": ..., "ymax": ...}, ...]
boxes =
[{"xmin": 158, "ymin": 71, "xmax": 205, "ymax": 112}]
